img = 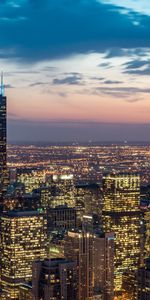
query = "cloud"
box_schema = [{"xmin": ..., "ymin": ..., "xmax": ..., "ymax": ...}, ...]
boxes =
[
  {"xmin": 91, "ymin": 86, "xmax": 150, "ymax": 100},
  {"xmin": 0, "ymin": 0, "xmax": 150, "ymax": 62},
  {"xmin": 100, "ymin": 1, "xmax": 150, "ymax": 16},
  {"xmin": 124, "ymin": 59, "xmax": 149, "ymax": 69},
  {"xmin": 91, "ymin": 77, "xmax": 105, "ymax": 81},
  {"xmin": 125, "ymin": 98, "xmax": 142, "ymax": 103},
  {"xmin": 29, "ymin": 81, "xmax": 48, "ymax": 87},
  {"xmin": 124, "ymin": 67, "xmax": 150, "ymax": 76},
  {"xmin": 98, "ymin": 62, "xmax": 110, "ymax": 68},
  {"xmin": 0, "ymin": 16, "xmax": 27, "ymax": 22},
  {"xmin": 58, "ymin": 92, "xmax": 68, "ymax": 98},
  {"xmin": 96, "ymin": 86, "xmax": 150, "ymax": 93},
  {"xmin": 104, "ymin": 48, "xmax": 127, "ymax": 58},
  {"xmin": 53, "ymin": 75, "xmax": 83, "ymax": 85},
  {"xmin": 121, "ymin": 57, "xmax": 150, "ymax": 76},
  {"xmin": 104, "ymin": 48, "xmax": 150, "ymax": 60},
  {"xmin": 104, "ymin": 80, "xmax": 123, "ymax": 84}
]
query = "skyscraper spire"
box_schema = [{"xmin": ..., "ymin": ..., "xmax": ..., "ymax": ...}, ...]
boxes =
[{"xmin": 0, "ymin": 71, "xmax": 4, "ymax": 96}]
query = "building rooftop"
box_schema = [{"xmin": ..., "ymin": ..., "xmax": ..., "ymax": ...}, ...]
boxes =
[{"xmin": 2, "ymin": 209, "xmax": 44, "ymax": 218}]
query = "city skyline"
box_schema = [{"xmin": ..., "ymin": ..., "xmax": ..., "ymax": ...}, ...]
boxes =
[
  {"xmin": 0, "ymin": 3, "xmax": 150, "ymax": 297},
  {"xmin": 1, "ymin": 0, "xmax": 150, "ymax": 141}
]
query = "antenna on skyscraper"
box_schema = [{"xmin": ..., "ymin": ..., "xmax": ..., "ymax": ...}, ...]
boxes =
[{"xmin": 0, "ymin": 71, "xmax": 4, "ymax": 96}]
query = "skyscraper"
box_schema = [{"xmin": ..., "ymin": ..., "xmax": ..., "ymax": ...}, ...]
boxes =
[
  {"xmin": 64, "ymin": 230, "xmax": 93, "ymax": 300},
  {"xmin": 75, "ymin": 183, "xmax": 102, "ymax": 217},
  {"xmin": 138, "ymin": 257, "xmax": 150, "ymax": 299},
  {"xmin": 102, "ymin": 173, "xmax": 142, "ymax": 295},
  {"xmin": 48, "ymin": 174, "xmax": 75, "ymax": 208},
  {"xmin": 32, "ymin": 258, "xmax": 77, "ymax": 300},
  {"xmin": 0, "ymin": 73, "xmax": 7, "ymax": 202},
  {"xmin": 19, "ymin": 284, "xmax": 32, "ymax": 300},
  {"xmin": 64, "ymin": 227, "xmax": 114, "ymax": 300},
  {"xmin": 93, "ymin": 231, "xmax": 114, "ymax": 300},
  {"xmin": 0, "ymin": 210, "xmax": 48, "ymax": 299},
  {"xmin": 49, "ymin": 204, "xmax": 77, "ymax": 231},
  {"xmin": 144, "ymin": 211, "xmax": 150, "ymax": 258}
]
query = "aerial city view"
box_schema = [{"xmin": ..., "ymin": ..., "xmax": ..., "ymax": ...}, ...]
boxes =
[{"xmin": 0, "ymin": 0, "xmax": 150, "ymax": 300}]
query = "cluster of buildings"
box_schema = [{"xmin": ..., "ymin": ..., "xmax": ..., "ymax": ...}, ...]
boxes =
[
  {"xmin": 8, "ymin": 141, "xmax": 150, "ymax": 186},
  {"xmin": 0, "ymin": 79, "xmax": 150, "ymax": 299}
]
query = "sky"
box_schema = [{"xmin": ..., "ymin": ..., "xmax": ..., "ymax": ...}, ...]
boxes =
[{"xmin": 1, "ymin": 0, "xmax": 150, "ymax": 142}]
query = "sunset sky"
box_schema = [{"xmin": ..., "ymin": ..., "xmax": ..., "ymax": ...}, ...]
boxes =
[{"xmin": 1, "ymin": 0, "xmax": 150, "ymax": 141}]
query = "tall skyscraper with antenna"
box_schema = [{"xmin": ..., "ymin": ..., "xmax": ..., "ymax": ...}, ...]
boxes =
[{"xmin": 0, "ymin": 72, "xmax": 7, "ymax": 204}]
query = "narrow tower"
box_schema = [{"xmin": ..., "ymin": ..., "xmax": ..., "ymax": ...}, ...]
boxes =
[{"xmin": 0, "ymin": 72, "xmax": 7, "ymax": 204}]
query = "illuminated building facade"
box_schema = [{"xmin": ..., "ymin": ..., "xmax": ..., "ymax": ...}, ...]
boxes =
[
  {"xmin": 49, "ymin": 205, "xmax": 76, "ymax": 231},
  {"xmin": 49, "ymin": 243, "xmax": 64, "ymax": 259},
  {"xmin": 21, "ymin": 193, "xmax": 40, "ymax": 210},
  {"xmin": 32, "ymin": 258, "xmax": 77, "ymax": 300},
  {"xmin": 64, "ymin": 227, "xmax": 114, "ymax": 300},
  {"xmin": 144, "ymin": 211, "xmax": 150, "ymax": 258},
  {"xmin": 122, "ymin": 270, "xmax": 139, "ymax": 300},
  {"xmin": 138, "ymin": 257, "xmax": 150, "ymax": 300},
  {"xmin": 0, "ymin": 73, "xmax": 8, "ymax": 202},
  {"xmin": 93, "ymin": 293, "xmax": 104, "ymax": 300},
  {"xmin": 17, "ymin": 169, "xmax": 45, "ymax": 193},
  {"xmin": 64, "ymin": 230, "xmax": 93, "ymax": 300},
  {"xmin": 82, "ymin": 214, "xmax": 101, "ymax": 232},
  {"xmin": 75, "ymin": 183, "xmax": 101, "ymax": 216},
  {"xmin": 38, "ymin": 186, "xmax": 51, "ymax": 210},
  {"xmin": 93, "ymin": 232, "xmax": 114, "ymax": 300},
  {"xmin": 102, "ymin": 173, "xmax": 142, "ymax": 294},
  {"xmin": 74, "ymin": 200, "xmax": 85, "ymax": 229},
  {"xmin": 19, "ymin": 284, "xmax": 32, "ymax": 300},
  {"xmin": 49, "ymin": 174, "xmax": 75, "ymax": 208},
  {"xmin": 1, "ymin": 210, "xmax": 48, "ymax": 299}
]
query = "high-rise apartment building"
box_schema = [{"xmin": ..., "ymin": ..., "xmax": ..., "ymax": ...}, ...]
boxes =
[
  {"xmin": 32, "ymin": 258, "xmax": 77, "ymax": 300},
  {"xmin": 0, "ymin": 210, "xmax": 48, "ymax": 299},
  {"xmin": 0, "ymin": 73, "xmax": 7, "ymax": 202},
  {"xmin": 102, "ymin": 173, "xmax": 142, "ymax": 295}
]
